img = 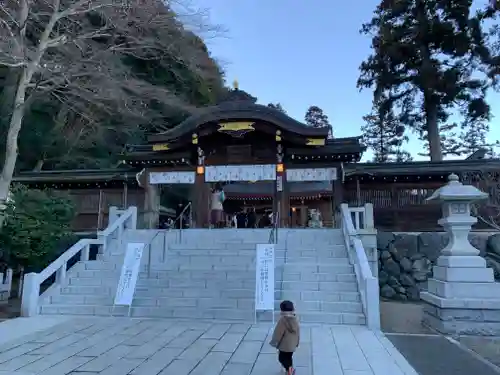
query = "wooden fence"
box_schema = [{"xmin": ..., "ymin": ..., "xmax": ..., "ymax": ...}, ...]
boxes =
[
  {"xmin": 68, "ymin": 188, "xmax": 145, "ymax": 232},
  {"xmin": 344, "ymin": 174, "xmax": 500, "ymax": 231}
]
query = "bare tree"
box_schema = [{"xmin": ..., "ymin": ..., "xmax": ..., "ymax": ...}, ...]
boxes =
[{"xmin": 0, "ymin": 0, "xmax": 222, "ymax": 226}]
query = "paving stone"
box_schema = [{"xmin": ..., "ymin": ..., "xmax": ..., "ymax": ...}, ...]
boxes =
[
  {"xmin": 122, "ymin": 325, "xmax": 168, "ymax": 346},
  {"xmin": 37, "ymin": 355, "xmax": 93, "ymax": 375},
  {"xmin": 190, "ymin": 352, "xmax": 232, "ymax": 375},
  {"xmin": 178, "ymin": 338, "xmax": 218, "ymax": 362},
  {"xmin": 331, "ymin": 327, "xmax": 371, "ymax": 372},
  {"xmin": 99, "ymin": 358, "xmax": 144, "ymax": 375},
  {"xmin": 212, "ymin": 332, "xmax": 245, "ymax": 353},
  {"xmin": 167, "ymin": 329, "xmax": 204, "ymax": 349},
  {"xmin": 230, "ymin": 341, "xmax": 262, "ymax": 364},
  {"xmin": 250, "ymin": 353, "xmax": 280, "ymax": 374},
  {"xmin": 0, "ymin": 343, "xmax": 44, "ymax": 364},
  {"xmin": 77, "ymin": 344, "xmax": 135, "ymax": 372},
  {"xmin": 128, "ymin": 325, "xmax": 187, "ymax": 359},
  {"xmin": 244, "ymin": 327, "xmax": 269, "ymax": 341},
  {"xmin": 30, "ymin": 333, "xmax": 87, "ymax": 355},
  {"xmin": 0, "ymin": 317, "xmax": 424, "ymax": 375},
  {"xmin": 311, "ymin": 327, "xmax": 343, "ymax": 374},
  {"xmin": 76, "ymin": 334, "xmax": 131, "ymax": 357},
  {"xmin": 221, "ymin": 362, "xmax": 253, "ymax": 375},
  {"xmin": 227, "ymin": 324, "xmax": 251, "ymax": 333},
  {"xmin": 158, "ymin": 358, "xmax": 199, "ymax": 375},
  {"xmin": 201, "ymin": 324, "xmax": 231, "ymax": 339},
  {"xmin": 0, "ymin": 354, "xmax": 42, "ymax": 371},
  {"xmin": 130, "ymin": 347, "xmax": 183, "ymax": 374}
]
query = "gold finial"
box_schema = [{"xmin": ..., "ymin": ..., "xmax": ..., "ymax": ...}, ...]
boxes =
[{"xmin": 233, "ymin": 79, "xmax": 239, "ymax": 90}]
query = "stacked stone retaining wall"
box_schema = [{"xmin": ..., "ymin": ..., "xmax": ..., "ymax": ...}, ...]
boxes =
[{"xmin": 377, "ymin": 231, "xmax": 500, "ymax": 301}]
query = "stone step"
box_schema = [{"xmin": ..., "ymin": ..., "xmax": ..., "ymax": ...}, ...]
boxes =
[
  {"xmin": 60, "ymin": 285, "xmax": 112, "ymax": 295},
  {"xmin": 76, "ymin": 269, "xmax": 258, "ymax": 280},
  {"xmin": 44, "ymin": 296, "xmax": 361, "ymax": 314},
  {"xmin": 281, "ymin": 273, "xmax": 356, "ymax": 283},
  {"xmin": 291, "ymin": 300, "xmax": 363, "ymax": 314},
  {"xmin": 135, "ymin": 287, "xmax": 272, "ymax": 299},
  {"xmin": 283, "ymin": 261, "xmax": 351, "ymax": 272},
  {"xmin": 281, "ymin": 281, "xmax": 358, "ymax": 292},
  {"xmin": 281, "ymin": 290, "xmax": 362, "ymax": 303},
  {"xmin": 74, "ymin": 269, "xmax": 355, "ymax": 283},
  {"xmin": 39, "ymin": 304, "xmax": 364, "ymax": 324},
  {"xmin": 39, "ymin": 304, "xmax": 256, "ymax": 321},
  {"xmin": 83, "ymin": 259, "xmax": 353, "ymax": 273},
  {"xmin": 66, "ymin": 277, "xmax": 265, "ymax": 289},
  {"xmin": 164, "ymin": 249, "xmax": 348, "ymax": 258},
  {"xmin": 299, "ymin": 311, "xmax": 366, "ymax": 325}
]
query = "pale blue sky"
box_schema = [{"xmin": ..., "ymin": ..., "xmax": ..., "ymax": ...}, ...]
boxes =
[{"xmin": 193, "ymin": 0, "xmax": 500, "ymax": 160}]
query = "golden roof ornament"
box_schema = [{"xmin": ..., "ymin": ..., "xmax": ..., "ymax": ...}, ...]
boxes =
[{"xmin": 233, "ymin": 79, "xmax": 239, "ymax": 90}]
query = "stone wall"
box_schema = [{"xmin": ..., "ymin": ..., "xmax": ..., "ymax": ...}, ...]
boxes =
[{"xmin": 377, "ymin": 231, "xmax": 500, "ymax": 301}]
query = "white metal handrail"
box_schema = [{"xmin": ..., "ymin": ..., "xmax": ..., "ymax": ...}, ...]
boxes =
[
  {"xmin": 174, "ymin": 202, "xmax": 191, "ymax": 243},
  {"xmin": 21, "ymin": 206, "xmax": 138, "ymax": 317},
  {"xmin": 340, "ymin": 203, "xmax": 380, "ymax": 330}
]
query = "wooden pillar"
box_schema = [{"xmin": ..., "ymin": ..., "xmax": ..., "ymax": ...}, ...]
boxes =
[
  {"xmin": 192, "ymin": 172, "xmax": 207, "ymax": 228},
  {"xmin": 97, "ymin": 189, "xmax": 104, "ymax": 230},
  {"xmin": 391, "ymin": 184, "xmax": 398, "ymax": 230},
  {"xmin": 191, "ymin": 143, "xmax": 207, "ymax": 228},
  {"xmin": 332, "ymin": 167, "xmax": 344, "ymax": 228},
  {"xmin": 275, "ymin": 131, "xmax": 286, "ymax": 227},
  {"xmin": 122, "ymin": 182, "xmax": 128, "ymax": 208},
  {"xmin": 144, "ymin": 171, "xmax": 160, "ymax": 229}
]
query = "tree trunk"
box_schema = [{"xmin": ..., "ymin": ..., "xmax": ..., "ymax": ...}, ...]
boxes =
[
  {"xmin": 0, "ymin": 71, "xmax": 29, "ymax": 229},
  {"xmin": 425, "ymin": 106, "xmax": 443, "ymax": 161}
]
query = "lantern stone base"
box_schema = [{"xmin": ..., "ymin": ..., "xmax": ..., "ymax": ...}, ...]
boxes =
[
  {"xmin": 421, "ymin": 293, "xmax": 500, "ymax": 336},
  {"xmin": 421, "ymin": 255, "xmax": 500, "ymax": 336}
]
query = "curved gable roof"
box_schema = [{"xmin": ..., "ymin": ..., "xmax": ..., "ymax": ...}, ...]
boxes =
[{"xmin": 148, "ymin": 101, "xmax": 329, "ymax": 143}]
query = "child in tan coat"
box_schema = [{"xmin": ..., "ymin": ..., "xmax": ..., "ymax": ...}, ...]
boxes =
[{"xmin": 270, "ymin": 300, "xmax": 300, "ymax": 375}]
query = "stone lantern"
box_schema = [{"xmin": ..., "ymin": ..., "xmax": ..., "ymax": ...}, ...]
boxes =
[{"xmin": 421, "ymin": 174, "xmax": 500, "ymax": 335}]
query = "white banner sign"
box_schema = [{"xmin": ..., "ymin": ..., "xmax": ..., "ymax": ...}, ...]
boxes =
[
  {"xmin": 205, "ymin": 164, "xmax": 276, "ymax": 182},
  {"xmin": 114, "ymin": 242, "xmax": 144, "ymax": 306},
  {"xmin": 255, "ymin": 244, "xmax": 275, "ymax": 311},
  {"xmin": 286, "ymin": 167, "xmax": 337, "ymax": 182},
  {"xmin": 149, "ymin": 171, "xmax": 195, "ymax": 184}
]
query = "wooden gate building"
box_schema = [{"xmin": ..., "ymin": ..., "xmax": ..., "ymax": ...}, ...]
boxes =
[{"xmin": 124, "ymin": 87, "xmax": 364, "ymax": 228}]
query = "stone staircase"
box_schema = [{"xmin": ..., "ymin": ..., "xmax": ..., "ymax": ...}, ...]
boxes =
[
  {"xmin": 37, "ymin": 228, "xmax": 365, "ymax": 325},
  {"xmin": 278, "ymin": 230, "xmax": 364, "ymax": 325}
]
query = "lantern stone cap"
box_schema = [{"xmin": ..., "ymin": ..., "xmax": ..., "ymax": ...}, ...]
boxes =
[{"xmin": 426, "ymin": 173, "xmax": 488, "ymax": 202}]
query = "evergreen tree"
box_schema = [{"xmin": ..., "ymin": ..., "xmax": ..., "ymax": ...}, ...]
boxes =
[
  {"xmin": 459, "ymin": 119, "xmax": 499, "ymax": 157},
  {"xmin": 358, "ymin": 0, "xmax": 491, "ymax": 161},
  {"xmin": 418, "ymin": 124, "xmax": 461, "ymax": 158},
  {"xmin": 361, "ymin": 104, "xmax": 410, "ymax": 163},
  {"xmin": 267, "ymin": 102, "xmax": 287, "ymax": 114},
  {"xmin": 305, "ymin": 105, "xmax": 330, "ymax": 126}
]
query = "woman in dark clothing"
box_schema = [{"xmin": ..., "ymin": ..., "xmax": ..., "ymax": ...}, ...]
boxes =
[
  {"xmin": 246, "ymin": 207, "xmax": 256, "ymax": 228},
  {"xmin": 236, "ymin": 210, "xmax": 247, "ymax": 228},
  {"xmin": 258, "ymin": 213, "xmax": 271, "ymax": 228}
]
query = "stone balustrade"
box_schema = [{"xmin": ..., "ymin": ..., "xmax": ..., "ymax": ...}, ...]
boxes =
[{"xmin": 20, "ymin": 206, "xmax": 137, "ymax": 317}]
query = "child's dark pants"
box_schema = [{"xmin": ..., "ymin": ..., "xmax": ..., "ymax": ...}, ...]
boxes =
[{"xmin": 278, "ymin": 351, "xmax": 293, "ymax": 370}]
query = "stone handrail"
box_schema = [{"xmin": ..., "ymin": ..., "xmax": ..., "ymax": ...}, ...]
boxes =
[
  {"xmin": 21, "ymin": 206, "xmax": 138, "ymax": 317},
  {"xmin": 98, "ymin": 206, "xmax": 137, "ymax": 253},
  {"xmin": 347, "ymin": 204, "xmax": 375, "ymax": 230},
  {"xmin": 340, "ymin": 203, "xmax": 380, "ymax": 330}
]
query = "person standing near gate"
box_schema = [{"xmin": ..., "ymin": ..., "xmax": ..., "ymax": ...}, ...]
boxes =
[{"xmin": 210, "ymin": 183, "xmax": 225, "ymax": 228}]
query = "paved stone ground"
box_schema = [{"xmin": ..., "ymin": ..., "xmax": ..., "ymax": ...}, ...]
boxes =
[
  {"xmin": 388, "ymin": 334, "xmax": 500, "ymax": 375},
  {"xmin": 0, "ymin": 317, "xmax": 418, "ymax": 375}
]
